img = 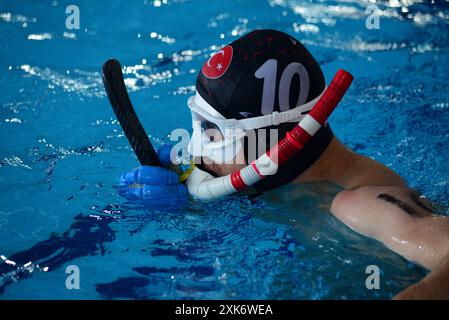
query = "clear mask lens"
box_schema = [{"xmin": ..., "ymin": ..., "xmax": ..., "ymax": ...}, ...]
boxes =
[{"xmin": 188, "ymin": 111, "xmax": 243, "ymax": 164}]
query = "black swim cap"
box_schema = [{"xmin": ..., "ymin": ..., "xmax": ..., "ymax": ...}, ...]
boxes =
[
  {"xmin": 196, "ymin": 29, "xmax": 325, "ymax": 118},
  {"xmin": 195, "ymin": 29, "xmax": 334, "ymax": 192}
]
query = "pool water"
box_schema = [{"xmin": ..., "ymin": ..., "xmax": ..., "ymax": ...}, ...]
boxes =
[{"xmin": 1, "ymin": 0, "xmax": 448, "ymax": 299}]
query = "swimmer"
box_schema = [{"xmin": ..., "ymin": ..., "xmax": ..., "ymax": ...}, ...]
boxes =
[{"xmin": 119, "ymin": 29, "xmax": 449, "ymax": 299}]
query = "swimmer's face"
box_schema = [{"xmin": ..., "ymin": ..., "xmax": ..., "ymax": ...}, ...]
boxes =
[{"xmin": 195, "ymin": 123, "xmax": 247, "ymax": 176}]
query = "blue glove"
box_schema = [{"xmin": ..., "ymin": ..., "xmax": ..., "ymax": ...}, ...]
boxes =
[
  {"xmin": 119, "ymin": 166, "xmax": 188, "ymax": 208},
  {"xmin": 119, "ymin": 158, "xmax": 188, "ymax": 209}
]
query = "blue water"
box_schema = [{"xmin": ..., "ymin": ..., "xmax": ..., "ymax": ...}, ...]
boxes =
[{"xmin": 1, "ymin": 0, "xmax": 448, "ymax": 299}]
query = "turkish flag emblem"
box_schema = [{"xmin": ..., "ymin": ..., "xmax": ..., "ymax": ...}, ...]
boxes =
[{"xmin": 202, "ymin": 45, "xmax": 233, "ymax": 79}]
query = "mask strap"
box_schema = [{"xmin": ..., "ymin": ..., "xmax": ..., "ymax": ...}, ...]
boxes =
[{"xmin": 190, "ymin": 88, "xmax": 326, "ymax": 132}]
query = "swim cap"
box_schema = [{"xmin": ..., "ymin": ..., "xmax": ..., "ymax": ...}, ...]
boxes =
[
  {"xmin": 194, "ymin": 29, "xmax": 334, "ymax": 192},
  {"xmin": 197, "ymin": 29, "xmax": 326, "ymax": 119}
]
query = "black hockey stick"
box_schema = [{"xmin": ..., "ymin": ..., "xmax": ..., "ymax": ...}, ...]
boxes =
[{"xmin": 102, "ymin": 59, "xmax": 162, "ymax": 167}]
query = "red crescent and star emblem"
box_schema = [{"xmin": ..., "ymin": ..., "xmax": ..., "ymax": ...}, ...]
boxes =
[{"xmin": 202, "ymin": 45, "xmax": 233, "ymax": 79}]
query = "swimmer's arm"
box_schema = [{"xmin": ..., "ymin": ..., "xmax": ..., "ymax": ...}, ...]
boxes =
[{"xmin": 330, "ymin": 186, "xmax": 449, "ymax": 299}]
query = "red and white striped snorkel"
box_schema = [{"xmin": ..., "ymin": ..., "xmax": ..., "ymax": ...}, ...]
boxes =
[{"xmin": 187, "ymin": 70, "xmax": 353, "ymax": 200}]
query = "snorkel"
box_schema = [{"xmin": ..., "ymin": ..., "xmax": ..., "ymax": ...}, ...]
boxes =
[{"xmin": 186, "ymin": 70, "xmax": 353, "ymax": 200}]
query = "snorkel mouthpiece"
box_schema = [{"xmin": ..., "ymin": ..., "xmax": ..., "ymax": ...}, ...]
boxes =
[{"xmin": 187, "ymin": 70, "xmax": 354, "ymax": 200}]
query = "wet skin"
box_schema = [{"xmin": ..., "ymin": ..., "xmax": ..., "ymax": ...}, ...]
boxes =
[
  {"xmin": 376, "ymin": 193, "xmax": 432, "ymax": 218},
  {"xmin": 206, "ymin": 136, "xmax": 449, "ymax": 299}
]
